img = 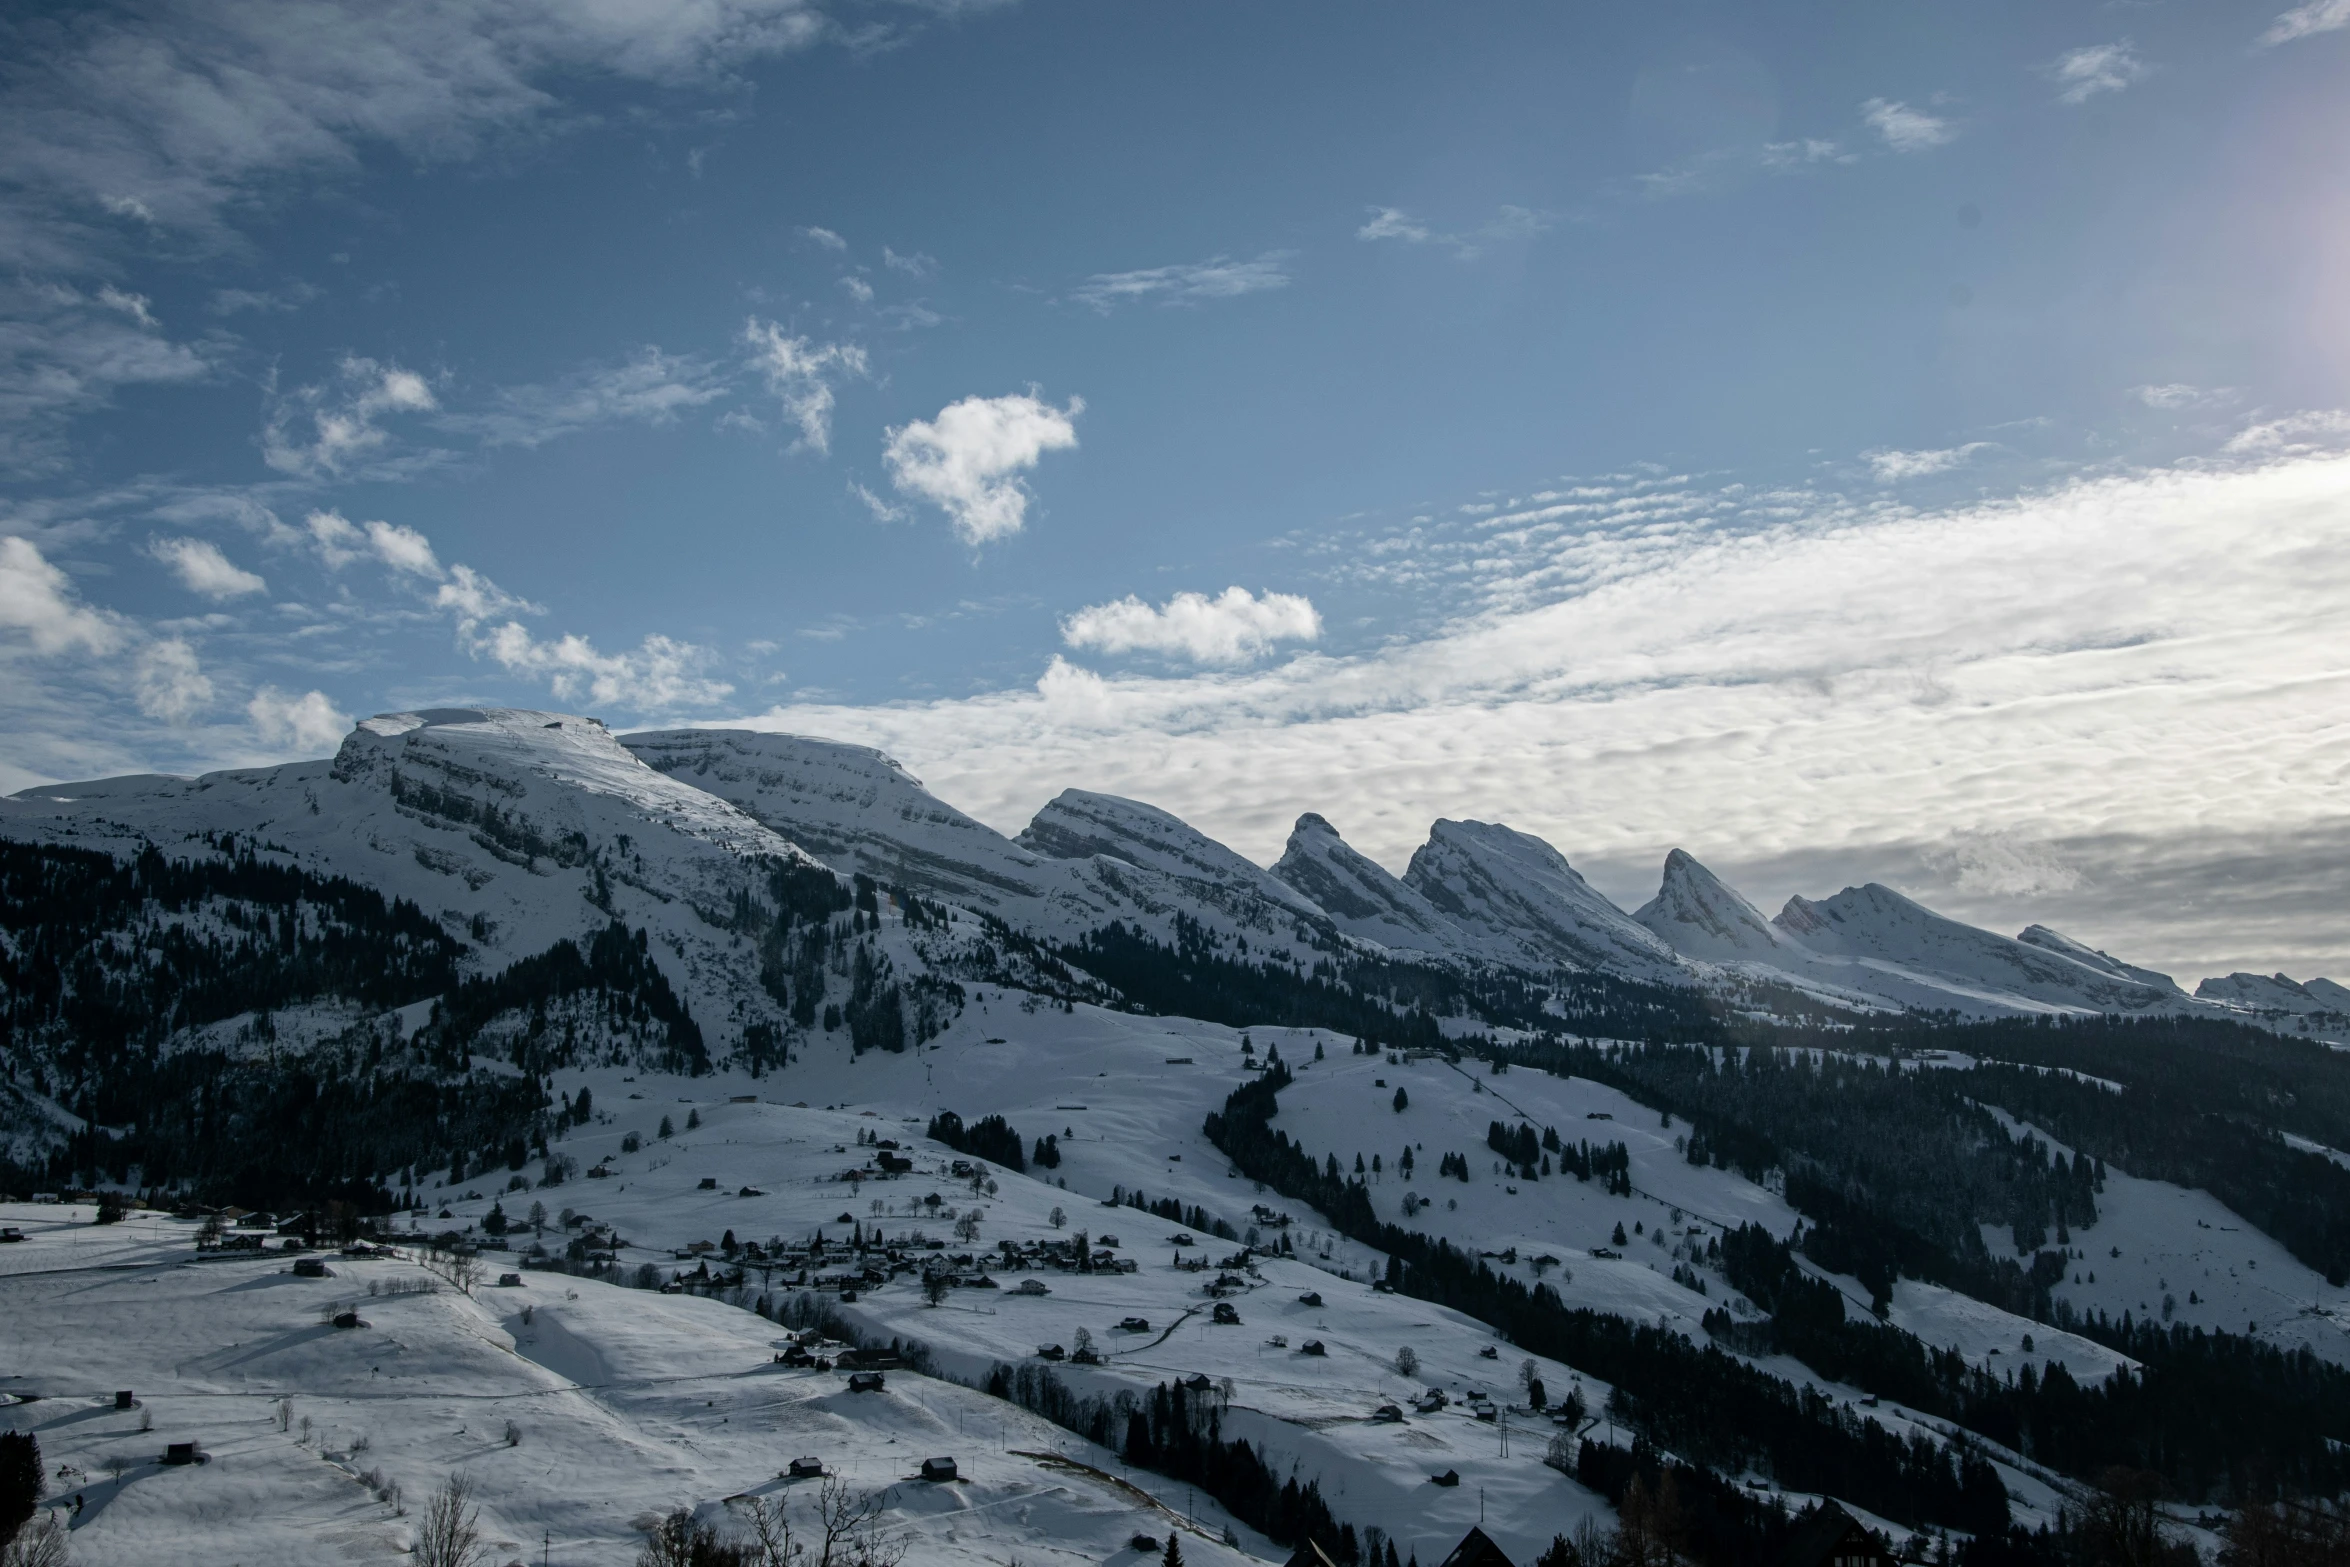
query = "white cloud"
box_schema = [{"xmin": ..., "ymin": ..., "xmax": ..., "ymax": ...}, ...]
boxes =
[
  {"xmin": 469, "ymin": 621, "xmax": 733, "ymax": 711},
  {"xmin": 302, "ymin": 509, "xmax": 455, "ymax": 580},
  {"xmin": 262, "ymin": 357, "xmax": 438, "ymax": 477},
  {"xmin": 882, "ymin": 247, "xmax": 935, "ymax": 277},
  {"xmin": 149, "ymin": 536, "xmax": 266, "ymax": 599},
  {"xmin": 453, "ymin": 348, "xmax": 728, "ymax": 448},
  {"xmin": 1070, "ymin": 253, "xmax": 1293, "ymax": 312},
  {"xmin": 133, "ymin": 637, "xmax": 213, "ymax": 722},
  {"xmin": 247, "ymin": 686, "xmax": 350, "ymax": 754},
  {"xmin": 741, "ymin": 321, "xmax": 867, "ymax": 454},
  {"xmin": 1861, "ymin": 98, "xmax": 1954, "ymax": 152},
  {"xmin": 1356, "ymin": 208, "xmax": 1431, "ymax": 244},
  {"xmin": 1354, "ymin": 206, "xmax": 1550, "ymax": 260},
  {"xmin": 2223, "ymin": 409, "xmax": 2350, "ymax": 457},
  {"xmin": 365, "ymin": 520, "xmax": 441, "ymax": 577},
  {"xmin": 1864, "ymin": 443, "xmax": 1988, "ymax": 482},
  {"xmin": 2260, "ymin": 0, "xmax": 2350, "ymax": 46},
  {"xmin": 0, "ymin": 536, "xmax": 119, "ymax": 654},
  {"xmin": 801, "ymin": 226, "xmax": 848, "ymax": 250},
  {"xmin": 841, "ymin": 275, "xmax": 875, "ymax": 304},
  {"xmin": 1061, "ymin": 587, "xmax": 1322, "ymax": 666},
  {"xmin": 2046, "ymin": 42, "xmax": 2149, "ymax": 105},
  {"xmin": 2133, "ymin": 383, "xmax": 2237, "ymax": 410},
  {"xmin": 882, "ymin": 391, "xmax": 1082, "ymax": 545},
  {"xmin": 850, "ymin": 481, "xmax": 907, "ymax": 523},
  {"xmin": 434, "ymin": 563, "xmax": 539, "ymax": 621}
]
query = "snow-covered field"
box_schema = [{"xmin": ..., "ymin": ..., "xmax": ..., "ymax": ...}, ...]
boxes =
[
  {"xmin": 13, "ymin": 985, "xmax": 2346, "ymax": 1561},
  {"xmin": 0, "ymin": 1205, "xmax": 1274, "ymax": 1567}
]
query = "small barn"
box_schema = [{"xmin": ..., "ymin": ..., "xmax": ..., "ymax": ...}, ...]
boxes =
[
  {"xmin": 1781, "ymin": 1502, "xmax": 1898, "ymax": 1567},
  {"xmin": 919, "ymin": 1456, "xmax": 957, "ymax": 1482},
  {"xmin": 846, "ymin": 1371, "xmax": 886, "ymax": 1393},
  {"xmin": 788, "ymin": 1456, "xmax": 824, "ymax": 1478},
  {"xmin": 1436, "ymin": 1527, "xmax": 1519, "ymax": 1567}
]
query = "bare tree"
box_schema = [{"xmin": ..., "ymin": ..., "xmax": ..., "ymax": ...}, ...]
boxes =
[
  {"xmin": 1394, "ymin": 1346, "xmax": 1418, "ymax": 1378},
  {"xmin": 814, "ymin": 1478, "xmax": 905, "ymax": 1567},
  {"xmin": 1, "ymin": 1511, "xmax": 71, "ymax": 1567},
  {"xmin": 414, "ymin": 1473, "xmax": 487, "ymax": 1567},
  {"xmin": 735, "ymin": 1495, "xmax": 807, "ymax": 1567}
]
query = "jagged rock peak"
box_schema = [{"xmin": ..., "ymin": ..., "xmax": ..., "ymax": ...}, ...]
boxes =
[{"xmin": 1634, "ymin": 849, "xmax": 1796, "ymax": 959}]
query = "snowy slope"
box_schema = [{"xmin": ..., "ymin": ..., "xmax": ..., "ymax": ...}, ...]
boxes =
[
  {"xmin": 623, "ymin": 729, "xmax": 1118, "ymax": 941},
  {"xmin": 1775, "ymin": 885, "xmax": 2198, "ymax": 1017},
  {"xmin": 1401, "ymin": 821, "xmax": 1689, "ymax": 984},
  {"xmin": 0, "ymin": 708, "xmax": 856, "ymax": 1057},
  {"xmin": 2014, "ymin": 927, "xmax": 2184, "ymax": 994},
  {"xmin": 0, "ymin": 1205, "xmax": 1268, "ymax": 1567},
  {"xmin": 1016, "ymin": 788, "xmax": 1335, "ymax": 940}
]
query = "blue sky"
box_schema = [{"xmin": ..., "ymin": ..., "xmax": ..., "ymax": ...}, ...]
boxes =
[{"xmin": 4, "ymin": 0, "xmax": 2349, "ymax": 979}]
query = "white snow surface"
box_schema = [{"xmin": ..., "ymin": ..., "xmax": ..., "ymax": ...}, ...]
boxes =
[{"xmin": 0, "ymin": 1205, "xmax": 1266, "ymax": 1567}]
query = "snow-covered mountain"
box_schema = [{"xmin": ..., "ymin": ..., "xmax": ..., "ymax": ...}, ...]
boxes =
[
  {"xmin": 1402, "ymin": 819, "xmax": 1687, "ymax": 984},
  {"xmin": 1635, "ymin": 849, "xmax": 2207, "ymax": 1019},
  {"xmin": 624, "ymin": 728, "xmax": 1115, "ymax": 940},
  {"xmin": 1773, "ymin": 882, "xmax": 2194, "ymax": 1016},
  {"xmin": 0, "ymin": 708, "xmax": 873, "ymax": 1057},
  {"xmin": 2195, "ymin": 971, "xmax": 2350, "ymax": 1016},
  {"xmin": 1271, "ymin": 813, "xmax": 1472, "ymax": 958},
  {"xmin": 5, "ymin": 711, "xmax": 2320, "ymax": 1038}
]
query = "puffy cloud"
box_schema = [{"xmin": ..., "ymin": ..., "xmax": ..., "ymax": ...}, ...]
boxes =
[
  {"xmin": 0, "ymin": 536, "xmax": 119, "ymax": 655},
  {"xmin": 2046, "ymin": 42, "xmax": 2149, "ymax": 105},
  {"xmin": 1070, "ymin": 253, "xmax": 1292, "ymax": 311},
  {"xmin": 1860, "ymin": 98, "xmax": 1954, "ymax": 152},
  {"xmin": 247, "ymin": 686, "xmax": 351, "ymax": 754},
  {"xmin": 741, "ymin": 322, "xmax": 866, "ymax": 454},
  {"xmin": 882, "ymin": 246, "xmax": 935, "ymax": 277},
  {"xmin": 363, "ymin": 520, "xmax": 441, "ymax": 577},
  {"xmin": 262, "ymin": 357, "xmax": 438, "ymax": 477},
  {"xmin": 2260, "ymin": 0, "xmax": 2350, "ymax": 46},
  {"xmin": 149, "ymin": 536, "xmax": 265, "ymax": 599},
  {"xmin": 801, "ymin": 225, "xmax": 848, "ymax": 250},
  {"xmin": 1061, "ymin": 587, "xmax": 1322, "ymax": 665},
  {"xmin": 133, "ymin": 638, "xmax": 213, "ymax": 722},
  {"xmin": 882, "ymin": 391, "xmax": 1082, "ymax": 544}
]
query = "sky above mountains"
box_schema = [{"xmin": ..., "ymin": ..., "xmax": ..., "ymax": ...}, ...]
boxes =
[{"xmin": 2, "ymin": 0, "xmax": 2347, "ymax": 981}]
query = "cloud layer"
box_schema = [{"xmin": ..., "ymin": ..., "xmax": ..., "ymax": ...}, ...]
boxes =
[{"xmin": 725, "ymin": 440, "xmax": 2350, "ymax": 981}]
